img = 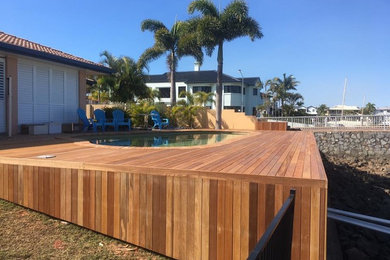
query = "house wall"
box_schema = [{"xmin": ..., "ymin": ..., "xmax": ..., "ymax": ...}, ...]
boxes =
[
  {"xmin": 146, "ymin": 82, "xmax": 263, "ymax": 113},
  {"xmin": 146, "ymin": 82, "xmax": 187, "ymax": 104},
  {"xmin": 223, "ymin": 93, "xmax": 242, "ymax": 108},
  {"xmin": 245, "ymin": 86, "xmax": 262, "ymax": 116}
]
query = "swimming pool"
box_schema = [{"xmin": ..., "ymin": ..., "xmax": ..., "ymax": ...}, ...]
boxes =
[{"xmin": 88, "ymin": 131, "xmax": 246, "ymax": 147}]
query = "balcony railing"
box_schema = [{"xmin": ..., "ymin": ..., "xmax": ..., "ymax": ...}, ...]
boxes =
[
  {"xmin": 259, "ymin": 115, "xmax": 390, "ymax": 130},
  {"xmin": 247, "ymin": 190, "xmax": 296, "ymax": 260}
]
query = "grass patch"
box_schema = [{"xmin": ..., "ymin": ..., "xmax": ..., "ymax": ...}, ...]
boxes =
[{"xmin": 0, "ymin": 199, "xmax": 167, "ymax": 259}]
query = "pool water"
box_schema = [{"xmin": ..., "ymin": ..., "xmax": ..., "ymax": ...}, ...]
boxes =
[{"xmin": 88, "ymin": 131, "xmax": 245, "ymax": 147}]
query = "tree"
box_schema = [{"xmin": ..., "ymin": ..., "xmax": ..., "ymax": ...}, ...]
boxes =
[
  {"xmin": 317, "ymin": 104, "xmax": 329, "ymax": 116},
  {"xmin": 139, "ymin": 20, "xmax": 203, "ymax": 106},
  {"xmin": 87, "ymin": 77, "xmax": 110, "ymax": 103},
  {"xmin": 363, "ymin": 102, "xmax": 376, "ymax": 115},
  {"xmin": 267, "ymin": 74, "xmax": 300, "ymax": 116},
  {"xmin": 285, "ymin": 92, "xmax": 304, "ymax": 116},
  {"xmin": 286, "ymin": 93, "xmax": 304, "ymax": 107},
  {"xmin": 263, "ymin": 79, "xmax": 277, "ymax": 116},
  {"xmin": 145, "ymin": 88, "xmax": 161, "ymax": 104},
  {"xmin": 194, "ymin": 91, "xmax": 215, "ymax": 107},
  {"xmin": 89, "ymin": 89, "xmax": 109, "ymax": 103},
  {"xmin": 172, "ymin": 91, "xmax": 201, "ymax": 128},
  {"xmin": 188, "ymin": 0, "xmax": 262, "ymax": 129},
  {"xmin": 99, "ymin": 51, "xmax": 149, "ymax": 103}
]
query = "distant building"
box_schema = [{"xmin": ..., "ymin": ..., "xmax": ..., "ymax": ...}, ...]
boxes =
[
  {"xmin": 329, "ymin": 105, "xmax": 360, "ymax": 115},
  {"xmin": 375, "ymin": 106, "xmax": 390, "ymax": 116},
  {"xmin": 306, "ymin": 106, "xmax": 318, "ymax": 115},
  {"xmin": 145, "ymin": 64, "xmax": 264, "ymax": 116}
]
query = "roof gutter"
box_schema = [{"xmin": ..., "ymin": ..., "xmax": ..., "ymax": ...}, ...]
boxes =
[{"xmin": 0, "ymin": 42, "xmax": 113, "ymax": 74}]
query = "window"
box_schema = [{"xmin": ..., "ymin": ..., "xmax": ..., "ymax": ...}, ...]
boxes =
[
  {"xmin": 193, "ymin": 86, "xmax": 211, "ymax": 93},
  {"xmin": 178, "ymin": 86, "xmax": 186, "ymax": 97},
  {"xmin": 224, "ymin": 106, "xmax": 242, "ymax": 112},
  {"xmin": 158, "ymin": 87, "xmax": 170, "ymax": 98},
  {"xmin": 253, "ymin": 88, "xmax": 258, "ymax": 96},
  {"xmin": 224, "ymin": 85, "xmax": 241, "ymax": 93}
]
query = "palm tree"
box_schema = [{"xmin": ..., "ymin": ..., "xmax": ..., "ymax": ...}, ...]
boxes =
[
  {"xmin": 100, "ymin": 51, "xmax": 149, "ymax": 103},
  {"xmin": 363, "ymin": 102, "xmax": 376, "ymax": 115},
  {"xmin": 264, "ymin": 79, "xmax": 277, "ymax": 116},
  {"xmin": 172, "ymin": 91, "xmax": 201, "ymax": 128},
  {"xmin": 286, "ymin": 93, "xmax": 304, "ymax": 107},
  {"xmin": 87, "ymin": 77, "xmax": 110, "ymax": 103},
  {"xmin": 194, "ymin": 91, "xmax": 215, "ymax": 107},
  {"xmin": 188, "ymin": 0, "xmax": 263, "ymax": 129},
  {"xmin": 285, "ymin": 92, "xmax": 304, "ymax": 116},
  {"xmin": 268, "ymin": 74, "xmax": 300, "ymax": 116},
  {"xmin": 139, "ymin": 20, "xmax": 203, "ymax": 106},
  {"xmin": 317, "ymin": 104, "xmax": 329, "ymax": 116}
]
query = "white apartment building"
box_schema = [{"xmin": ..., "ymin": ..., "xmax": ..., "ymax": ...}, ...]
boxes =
[{"xmin": 145, "ymin": 66, "xmax": 263, "ymax": 116}]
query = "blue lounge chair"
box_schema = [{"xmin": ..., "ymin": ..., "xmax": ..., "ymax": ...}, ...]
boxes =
[
  {"xmin": 113, "ymin": 109, "xmax": 131, "ymax": 131},
  {"xmin": 150, "ymin": 110, "xmax": 169, "ymax": 129},
  {"xmin": 77, "ymin": 108, "xmax": 96, "ymax": 132},
  {"xmin": 94, "ymin": 109, "xmax": 115, "ymax": 131}
]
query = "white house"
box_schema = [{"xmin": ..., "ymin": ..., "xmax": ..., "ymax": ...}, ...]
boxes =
[
  {"xmin": 375, "ymin": 106, "xmax": 390, "ymax": 116},
  {"xmin": 329, "ymin": 105, "xmax": 360, "ymax": 115},
  {"xmin": 306, "ymin": 106, "xmax": 318, "ymax": 115},
  {"xmin": 145, "ymin": 65, "xmax": 263, "ymax": 116},
  {"xmin": 0, "ymin": 31, "xmax": 111, "ymax": 135}
]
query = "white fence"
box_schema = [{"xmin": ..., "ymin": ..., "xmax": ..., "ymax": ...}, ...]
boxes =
[{"xmin": 259, "ymin": 115, "xmax": 390, "ymax": 130}]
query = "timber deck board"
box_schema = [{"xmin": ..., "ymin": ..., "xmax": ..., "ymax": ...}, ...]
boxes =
[{"xmin": 0, "ymin": 131, "xmax": 327, "ymax": 185}]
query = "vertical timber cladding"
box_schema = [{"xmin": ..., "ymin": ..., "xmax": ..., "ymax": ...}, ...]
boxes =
[{"xmin": 0, "ymin": 164, "xmax": 326, "ymax": 260}]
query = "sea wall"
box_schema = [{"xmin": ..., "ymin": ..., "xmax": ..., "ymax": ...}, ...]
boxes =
[{"xmin": 314, "ymin": 131, "xmax": 390, "ymax": 171}]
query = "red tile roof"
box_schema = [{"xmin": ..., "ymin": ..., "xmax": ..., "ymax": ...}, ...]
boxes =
[{"xmin": 0, "ymin": 31, "xmax": 111, "ymax": 73}]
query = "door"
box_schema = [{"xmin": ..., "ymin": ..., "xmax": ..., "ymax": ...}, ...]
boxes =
[
  {"xmin": 17, "ymin": 59, "xmax": 79, "ymax": 130},
  {"xmin": 0, "ymin": 58, "xmax": 5, "ymax": 133}
]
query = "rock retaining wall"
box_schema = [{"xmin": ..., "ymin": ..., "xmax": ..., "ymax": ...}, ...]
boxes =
[{"xmin": 314, "ymin": 131, "xmax": 390, "ymax": 171}]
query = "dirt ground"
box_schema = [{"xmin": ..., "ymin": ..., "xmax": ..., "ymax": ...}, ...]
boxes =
[
  {"xmin": 0, "ymin": 199, "xmax": 167, "ymax": 260},
  {"xmin": 324, "ymin": 156, "xmax": 390, "ymax": 260}
]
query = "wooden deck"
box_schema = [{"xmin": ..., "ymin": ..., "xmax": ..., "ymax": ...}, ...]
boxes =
[{"xmin": 0, "ymin": 130, "xmax": 327, "ymax": 259}]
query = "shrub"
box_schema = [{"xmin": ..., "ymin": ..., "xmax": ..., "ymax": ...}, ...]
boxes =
[
  {"xmin": 102, "ymin": 106, "xmax": 130, "ymax": 119},
  {"xmin": 127, "ymin": 101, "xmax": 155, "ymax": 127}
]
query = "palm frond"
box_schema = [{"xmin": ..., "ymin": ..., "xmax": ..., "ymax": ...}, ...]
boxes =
[
  {"xmin": 196, "ymin": 16, "xmax": 221, "ymax": 53},
  {"xmin": 194, "ymin": 91, "xmax": 215, "ymax": 106},
  {"xmin": 177, "ymin": 32, "xmax": 203, "ymax": 64},
  {"xmin": 100, "ymin": 50, "xmax": 118, "ymax": 69},
  {"xmin": 243, "ymin": 17, "xmax": 263, "ymax": 40},
  {"xmin": 138, "ymin": 45, "xmax": 165, "ymax": 71},
  {"xmin": 221, "ymin": 1, "xmax": 263, "ymax": 42},
  {"xmin": 154, "ymin": 28, "xmax": 174, "ymax": 50},
  {"xmin": 141, "ymin": 19, "xmax": 167, "ymax": 32},
  {"xmin": 188, "ymin": 0, "xmax": 219, "ymax": 17}
]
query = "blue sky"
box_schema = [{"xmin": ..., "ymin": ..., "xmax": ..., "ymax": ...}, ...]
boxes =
[{"xmin": 1, "ymin": 0, "xmax": 389, "ymax": 107}]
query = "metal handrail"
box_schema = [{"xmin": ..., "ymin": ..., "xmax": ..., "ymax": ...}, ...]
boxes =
[
  {"xmin": 258, "ymin": 115, "xmax": 390, "ymax": 130},
  {"xmin": 328, "ymin": 208, "xmax": 390, "ymax": 227},
  {"xmin": 247, "ymin": 190, "xmax": 296, "ymax": 260},
  {"xmin": 328, "ymin": 208, "xmax": 390, "ymax": 235}
]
